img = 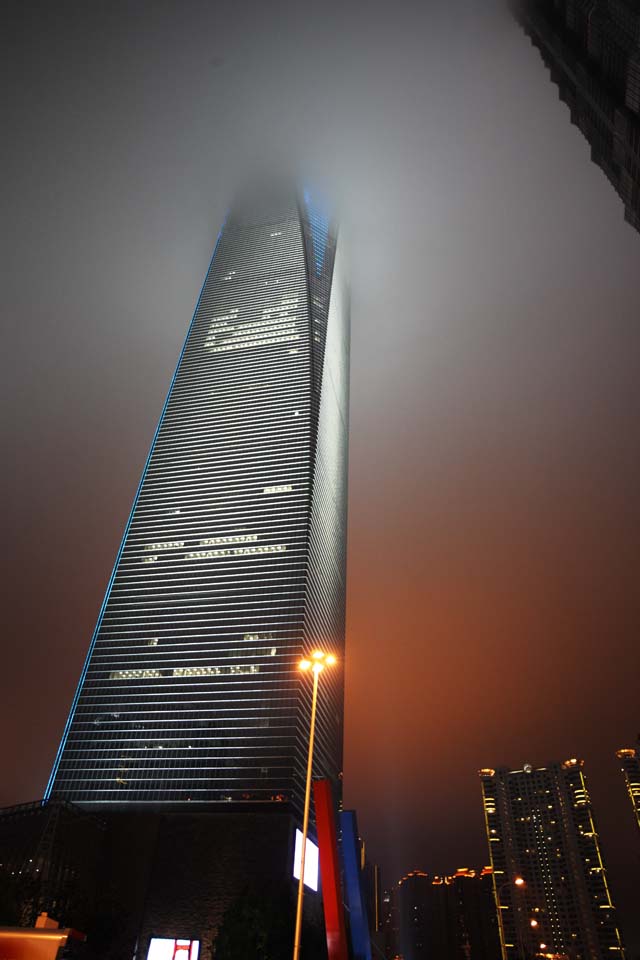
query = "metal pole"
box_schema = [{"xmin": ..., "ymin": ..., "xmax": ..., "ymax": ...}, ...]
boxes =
[
  {"xmin": 514, "ymin": 890, "xmax": 526, "ymax": 960},
  {"xmin": 496, "ymin": 881, "xmax": 526, "ymax": 960},
  {"xmin": 494, "ymin": 883, "xmax": 508, "ymax": 960},
  {"xmin": 293, "ymin": 665, "xmax": 320, "ymax": 960}
]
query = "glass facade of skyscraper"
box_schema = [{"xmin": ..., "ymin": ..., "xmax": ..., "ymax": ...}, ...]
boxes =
[{"xmin": 45, "ymin": 189, "xmax": 349, "ymax": 808}]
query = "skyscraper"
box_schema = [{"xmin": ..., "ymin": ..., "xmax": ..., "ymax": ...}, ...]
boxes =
[
  {"xmin": 513, "ymin": 0, "xmax": 640, "ymax": 234},
  {"xmin": 45, "ymin": 187, "xmax": 349, "ymax": 812},
  {"xmin": 397, "ymin": 871, "xmax": 430, "ymax": 960},
  {"xmin": 480, "ymin": 761, "xmax": 625, "ymax": 960},
  {"xmin": 381, "ymin": 886, "xmax": 400, "ymax": 960},
  {"xmin": 395, "ymin": 867, "xmax": 500, "ymax": 960},
  {"xmin": 435, "ymin": 867, "xmax": 501, "ymax": 960},
  {"xmin": 616, "ymin": 746, "xmax": 640, "ymax": 834}
]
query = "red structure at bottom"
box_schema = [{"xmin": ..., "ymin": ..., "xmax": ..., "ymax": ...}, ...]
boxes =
[{"xmin": 313, "ymin": 780, "xmax": 348, "ymax": 960}]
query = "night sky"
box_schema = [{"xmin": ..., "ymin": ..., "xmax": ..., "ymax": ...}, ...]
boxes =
[{"xmin": 3, "ymin": 0, "xmax": 640, "ymax": 949}]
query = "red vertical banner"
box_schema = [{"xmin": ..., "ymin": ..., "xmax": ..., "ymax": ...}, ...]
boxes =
[{"xmin": 313, "ymin": 779, "xmax": 348, "ymax": 960}]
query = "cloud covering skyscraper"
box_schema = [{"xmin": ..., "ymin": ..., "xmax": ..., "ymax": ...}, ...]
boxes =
[{"xmin": 46, "ymin": 187, "xmax": 349, "ymax": 811}]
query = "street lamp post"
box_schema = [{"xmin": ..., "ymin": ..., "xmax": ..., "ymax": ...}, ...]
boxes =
[
  {"xmin": 292, "ymin": 650, "xmax": 336, "ymax": 960},
  {"xmin": 495, "ymin": 877, "xmax": 526, "ymax": 960}
]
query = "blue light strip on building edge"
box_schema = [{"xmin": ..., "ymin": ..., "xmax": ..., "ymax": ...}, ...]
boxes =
[
  {"xmin": 303, "ymin": 189, "xmax": 329, "ymax": 276},
  {"xmin": 44, "ymin": 226, "xmax": 224, "ymax": 801}
]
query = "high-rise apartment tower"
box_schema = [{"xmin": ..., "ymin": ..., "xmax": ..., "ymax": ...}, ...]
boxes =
[
  {"xmin": 616, "ymin": 746, "xmax": 640, "ymax": 834},
  {"xmin": 480, "ymin": 760, "xmax": 625, "ymax": 960},
  {"xmin": 45, "ymin": 188, "xmax": 349, "ymax": 811}
]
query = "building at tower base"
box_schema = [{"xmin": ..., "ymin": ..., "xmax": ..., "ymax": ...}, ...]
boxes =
[{"xmin": 0, "ymin": 800, "xmax": 327, "ymax": 960}]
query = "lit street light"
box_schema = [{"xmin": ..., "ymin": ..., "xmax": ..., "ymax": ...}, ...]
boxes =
[{"xmin": 292, "ymin": 650, "xmax": 337, "ymax": 960}]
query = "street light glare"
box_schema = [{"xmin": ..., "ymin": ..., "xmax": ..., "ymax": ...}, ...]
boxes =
[
  {"xmin": 514, "ymin": 877, "xmax": 525, "ymax": 887},
  {"xmin": 301, "ymin": 650, "xmax": 337, "ymax": 672}
]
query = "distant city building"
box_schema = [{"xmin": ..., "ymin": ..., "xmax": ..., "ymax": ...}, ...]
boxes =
[
  {"xmin": 396, "ymin": 867, "xmax": 501, "ymax": 960},
  {"xmin": 514, "ymin": 0, "xmax": 640, "ymax": 234},
  {"xmin": 432, "ymin": 867, "xmax": 502, "ymax": 960},
  {"xmin": 45, "ymin": 187, "xmax": 350, "ymax": 813},
  {"xmin": 479, "ymin": 760, "xmax": 625, "ymax": 960},
  {"xmin": 398, "ymin": 871, "xmax": 430, "ymax": 960},
  {"xmin": 616, "ymin": 746, "xmax": 640, "ymax": 834},
  {"xmin": 381, "ymin": 886, "xmax": 400, "ymax": 960}
]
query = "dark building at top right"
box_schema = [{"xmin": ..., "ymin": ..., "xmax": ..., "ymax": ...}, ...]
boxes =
[{"xmin": 513, "ymin": 0, "xmax": 640, "ymax": 233}]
